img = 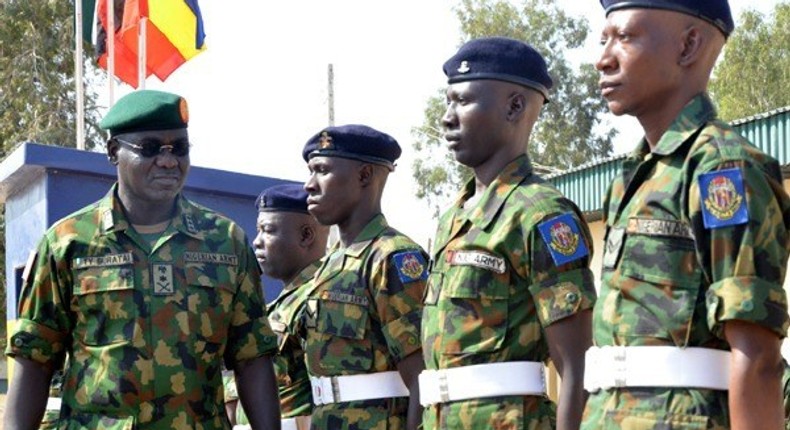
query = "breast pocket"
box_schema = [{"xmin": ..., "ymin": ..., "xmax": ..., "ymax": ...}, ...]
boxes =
[
  {"xmin": 185, "ymin": 263, "xmax": 238, "ymax": 344},
  {"xmin": 618, "ymin": 235, "xmax": 702, "ymax": 345},
  {"xmin": 315, "ymin": 296, "xmax": 372, "ymax": 372},
  {"xmin": 72, "ymin": 265, "xmax": 136, "ymax": 346},
  {"xmin": 439, "ymin": 264, "xmax": 510, "ymax": 355}
]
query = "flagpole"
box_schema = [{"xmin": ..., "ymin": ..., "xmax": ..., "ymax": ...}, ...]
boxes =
[
  {"xmin": 138, "ymin": 17, "xmax": 147, "ymax": 89},
  {"xmin": 75, "ymin": 0, "xmax": 86, "ymax": 150},
  {"xmin": 107, "ymin": 0, "xmax": 115, "ymax": 105}
]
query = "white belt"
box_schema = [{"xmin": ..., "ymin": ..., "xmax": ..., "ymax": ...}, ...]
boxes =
[
  {"xmin": 310, "ymin": 371, "xmax": 409, "ymax": 405},
  {"xmin": 584, "ymin": 346, "xmax": 731, "ymax": 392},
  {"xmin": 419, "ymin": 361, "xmax": 545, "ymax": 406},
  {"xmin": 282, "ymin": 415, "xmax": 311, "ymax": 430},
  {"xmin": 46, "ymin": 397, "xmax": 62, "ymax": 411}
]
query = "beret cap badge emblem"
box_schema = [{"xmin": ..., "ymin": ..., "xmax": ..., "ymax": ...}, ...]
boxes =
[
  {"xmin": 318, "ymin": 131, "xmax": 333, "ymax": 149},
  {"xmin": 457, "ymin": 60, "xmax": 470, "ymax": 74}
]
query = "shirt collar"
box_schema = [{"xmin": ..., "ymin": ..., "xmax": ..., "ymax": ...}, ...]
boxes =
[
  {"xmin": 638, "ymin": 93, "xmax": 718, "ymax": 157},
  {"xmin": 339, "ymin": 213, "xmax": 389, "ymax": 258},
  {"xmin": 99, "ymin": 183, "xmax": 203, "ymax": 240},
  {"xmin": 454, "ymin": 154, "xmax": 534, "ymax": 230}
]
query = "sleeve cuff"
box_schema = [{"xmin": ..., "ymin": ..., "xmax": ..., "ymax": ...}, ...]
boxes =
[
  {"xmin": 5, "ymin": 319, "xmax": 67, "ymax": 367},
  {"xmin": 381, "ymin": 309, "xmax": 422, "ymax": 362},
  {"xmin": 706, "ymin": 276, "xmax": 789, "ymax": 339},
  {"xmin": 529, "ymin": 268, "xmax": 596, "ymax": 327}
]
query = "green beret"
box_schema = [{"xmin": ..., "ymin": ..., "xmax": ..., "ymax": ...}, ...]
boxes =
[{"xmin": 100, "ymin": 89, "xmax": 189, "ymax": 136}]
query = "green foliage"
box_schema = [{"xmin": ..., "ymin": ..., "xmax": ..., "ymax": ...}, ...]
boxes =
[
  {"xmin": 0, "ymin": 0, "xmax": 105, "ymax": 155},
  {"xmin": 710, "ymin": 2, "xmax": 790, "ymax": 121},
  {"xmin": 0, "ymin": 0, "xmax": 105, "ymax": 352},
  {"xmin": 412, "ymin": 0, "xmax": 615, "ymax": 216}
]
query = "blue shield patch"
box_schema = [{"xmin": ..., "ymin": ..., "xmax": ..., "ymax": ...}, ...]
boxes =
[
  {"xmin": 392, "ymin": 251, "xmax": 428, "ymax": 284},
  {"xmin": 699, "ymin": 168, "xmax": 748, "ymax": 229},
  {"xmin": 537, "ymin": 213, "xmax": 589, "ymax": 266}
]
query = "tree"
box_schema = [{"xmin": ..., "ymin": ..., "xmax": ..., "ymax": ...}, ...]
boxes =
[
  {"xmin": 0, "ymin": 0, "xmax": 105, "ymax": 351},
  {"xmin": 710, "ymin": 2, "xmax": 790, "ymax": 121},
  {"xmin": 412, "ymin": 0, "xmax": 615, "ymax": 216},
  {"xmin": 0, "ymin": 0, "xmax": 105, "ymax": 155}
]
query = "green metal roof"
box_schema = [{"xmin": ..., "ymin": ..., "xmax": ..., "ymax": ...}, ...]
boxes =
[{"xmin": 547, "ymin": 106, "xmax": 790, "ymax": 213}]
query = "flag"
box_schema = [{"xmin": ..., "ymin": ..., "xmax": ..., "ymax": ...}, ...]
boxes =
[{"xmin": 83, "ymin": 0, "xmax": 206, "ymax": 88}]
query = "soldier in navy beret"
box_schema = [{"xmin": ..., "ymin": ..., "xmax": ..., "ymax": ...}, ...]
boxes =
[
  {"xmin": 224, "ymin": 182, "xmax": 328, "ymax": 427},
  {"xmin": 584, "ymin": 0, "xmax": 790, "ymax": 429},
  {"xmin": 419, "ymin": 36, "xmax": 596, "ymax": 430},
  {"xmin": 299, "ymin": 124, "xmax": 428, "ymax": 430}
]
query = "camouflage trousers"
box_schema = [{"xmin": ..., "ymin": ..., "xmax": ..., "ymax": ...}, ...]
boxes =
[
  {"xmin": 582, "ymin": 387, "xmax": 729, "ymax": 429},
  {"xmin": 422, "ymin": 395, "xmax": 556, "ymax": 430},
  {"xmin": 310, "ymin": 398, "xmax": 408, "ymax": 430}
]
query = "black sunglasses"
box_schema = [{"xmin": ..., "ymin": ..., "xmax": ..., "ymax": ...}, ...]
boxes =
[{"xmin": 114, "ymin": 137, "xmax": 191, "ymax": 157}]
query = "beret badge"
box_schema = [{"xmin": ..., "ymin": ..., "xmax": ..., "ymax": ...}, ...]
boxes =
[
  {"xmin": 319, "ymin": 131, "xmax": 334, "ymax": 149},
  {"xmin": 457, "ymin": 61, "xmax": 470, "ymax": 74},
  {"xmin": 178, "ymin": 98, "xmax": 189, "ymax": 123}
]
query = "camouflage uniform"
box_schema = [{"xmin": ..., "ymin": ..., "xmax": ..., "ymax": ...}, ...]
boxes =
[
  {"xmin": 422, "ymin": 154, "xmax": 597, "ymax": 429},
  {"xmin": 225, "ymin": 260, "xmax": 321, "ymax": 424},
  {"xmin": 294, "ymin": 214, "xmax": 427, "ymax": 430},
  {"xmin": 582, "ymin": 94, "xmax": 790, "ymax": 429},
  {"xmin": 6, "ymin": 185, "xmax": 278, "ymax": 429}
]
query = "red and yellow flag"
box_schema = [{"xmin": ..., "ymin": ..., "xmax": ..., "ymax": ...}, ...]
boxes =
[{"xmin": 90, "ymin": 0, "xmax": 206, "ymax": 88}]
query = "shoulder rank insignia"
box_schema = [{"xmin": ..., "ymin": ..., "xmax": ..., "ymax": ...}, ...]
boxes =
[
  {"xmin": 699, "ymin": 168, "xmax": 748, "ymax": 229},
  {"xmin": 392, "ymin": 250, "xmax": 428, "ymax": 284},
  {"xmin": 537, "ymin": 213, "xmax": 589, "ymax": 266}
]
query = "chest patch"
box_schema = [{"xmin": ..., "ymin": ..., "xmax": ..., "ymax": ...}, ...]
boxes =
[
  {"xmin": 392, "ymin": 250, "xmax": 428, "ymax": 283},
  {"xmin": 537, "ymin": 213, "xmax": 589, "ymax": 266},
  {"xmin": 183, "ymin": 252, "xmax": 238, "ymax": 266},
  {"xmin": 73, "ymin": 252, "xmax": 134, "ymax": 269},
  {"xmin": 699, "ymin": 168, "xmax": 748, "ymax": 229},
  {"xmin": 446, "ymin": 250, "xmax": 506, "ymax": 274},
  {"xmin": 152, "ymin": 263, "xmax": 174, "ymax": 295}
]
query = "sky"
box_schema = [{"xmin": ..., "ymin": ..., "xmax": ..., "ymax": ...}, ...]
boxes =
[{"xmin": 105, "ymin": 0, "xmax": 782, "ymax": 250}]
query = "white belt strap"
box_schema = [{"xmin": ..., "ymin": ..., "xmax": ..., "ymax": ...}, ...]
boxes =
[
  {"xmin": 584, "ymin": 346, "xmax": 731, "ymax": 392},
  {"xmin": 419, "ymin": 361, "xmax": 545, "ymax": 407},
  {"xmin": 235, "ymin": 416, "xmax": 310, "ymax": 430},
  {"xmin": 310, "ymin": 371, "xmax": 409, "ymax": 405}
]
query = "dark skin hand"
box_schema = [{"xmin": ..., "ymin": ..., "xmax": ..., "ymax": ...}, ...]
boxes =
[
  {"xmin": 397, "ymin": 351, "xmax": 425, "ymax": 430},
  {"xmin": 235, "ymin": 355, "xmax": 281, "ymax": 430},
  {"xmin": 4, "ymin": 357, "xmax": 54, "ymax": 430},
  {"xmin": 724, "ymin": 320, "xmax": 784, "ymax": 430},
  {"xmin": 545, "ymin": 310, "xmax": 592, "ymax": 430}
]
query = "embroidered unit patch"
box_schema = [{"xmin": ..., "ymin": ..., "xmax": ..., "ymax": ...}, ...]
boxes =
[
  {"xmin": 700, "ymin": 168, "xmax": 748, "ymax": 229},
  {"xmin": 538, "ymin": 213, "xmax": 589, "ymax": 266},
  {"xmin": 392, "ymin": 251, "xmax": 428, "ymax": 284}
]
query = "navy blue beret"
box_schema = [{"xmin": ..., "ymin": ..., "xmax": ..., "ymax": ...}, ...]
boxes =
[
  {"xmin": 302, "ymin": 124, "xmax": 401, "ymax": 170},
  {"xmin": 256, "ymin": 183, "xmax": 309, "ymax": 213},
  {"xmin": 443, "ymin": 37, "xmax": 553, "ymax": 102},
  {"xmin": 601, "ymin": 0, "xmax": 734, "ymax": 37}
]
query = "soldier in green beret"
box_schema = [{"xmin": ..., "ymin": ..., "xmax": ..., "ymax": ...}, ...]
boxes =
[
  {"xmin": 583, "ymin": 1, "xmax": 790, "ymax": 429},
  {"xmin": 4, "ymin": 89, "xmax": 281, "ymax": 429}
]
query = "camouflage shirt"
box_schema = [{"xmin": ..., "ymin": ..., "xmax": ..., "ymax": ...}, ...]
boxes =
[
  {"xmin": 294, "ymin": 214, "xmax": 427, "ymax": 430},
  {"xmin": 6, "ymin": 185, "xmax": 278, "ymax": 429},
  {"xmin": 582, "ymin": 94, "xmax": 790, "ymax": 429},
  {"xmin": 225, "ymin": 260, "xmax": 321, "ymax": 423},
  {"xmin": 422, "ymin": 155, "xmax": 596, "ymax": 429}
]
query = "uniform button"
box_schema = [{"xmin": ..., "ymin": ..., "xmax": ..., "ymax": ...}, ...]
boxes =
[
  {"xmin": 13, "ymin": 337, "xmax": 24, "ymax": 347},
  {"xmin": 565, "ymin": 292, "xmax": 579, "ymax": 304},
  {"xmin": 742, "ymin": 300, "xmax": 753, "ymax": 312}
]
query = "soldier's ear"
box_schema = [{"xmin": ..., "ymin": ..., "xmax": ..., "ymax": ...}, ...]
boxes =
[
  {"xmin": 358, "ymin": 163, "xmax": 374, "ymax": 187},
  {"xmin": 506, "ymin": 92, "xmax": 527, "ymax": 122},
  {"xmin": 300, "ymin": 223, "xmax": 315, "ymax": 248},
  {"xmin": 679, "ymin": 25, "xmax": 703, "ymax": 67},
  {"xmin": 107, "ymin": 139, "xmax": 120, "ymax": 165}
]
